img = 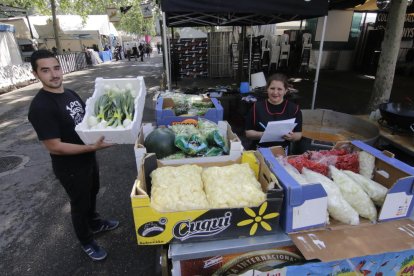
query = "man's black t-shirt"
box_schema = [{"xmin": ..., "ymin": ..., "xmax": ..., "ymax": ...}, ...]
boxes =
[
  {"xmin": 28, "ymin": 88, "xmax": 94, "ymax": 167},
  {"xmin": 245, "ymin": 99, "xmax": 302, "ymax": 148}
]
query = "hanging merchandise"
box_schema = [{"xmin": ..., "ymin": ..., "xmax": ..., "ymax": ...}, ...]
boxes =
[
  {"xmin": 269, "ymin": 35, "xmax": 281, "ymax": 73},
  {"xmin": 299, "ymin": 33, "xmax": 312, "ymax": 73},
  {"xmin": 278, "ymin": 33, "xmax": 290, "ymax": 69},
  {"xmin": 260, "ymin": 37, "xmax": 270, "ymax": 72},
  {"xmin": 171, "ymin": 38, "xmax": 208, "ymax": 79}
]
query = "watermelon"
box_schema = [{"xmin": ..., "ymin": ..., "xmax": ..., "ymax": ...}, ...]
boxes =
[{"xmin": 144, "ymin": 127, "xmax": 177, "ymax": 159}]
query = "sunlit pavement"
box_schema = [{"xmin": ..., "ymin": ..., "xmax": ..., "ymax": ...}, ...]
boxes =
[{"xmin": 0, "ymin": 53, "xmax": 164, "ymax": 275}]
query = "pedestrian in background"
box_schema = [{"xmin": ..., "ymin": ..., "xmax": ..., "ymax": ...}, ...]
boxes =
[
  {"xmin": 132, "ymin": 44, "xmax": 138, "ymax": 61},
  {"xmin": 145, "ymin": 44, "xmax": 151, "ymax": 57},
  {"xmin": 27, "ymin": 50, "xmax": 119, "ymax": 261},
  {"xmin": 125, "ymin": 42, "xmax": 132, "ymax": 61},
  {"xmin": 156, "ymin": 42, "xmax": 161, "ymax": 54},
  {"xmin": 138, "ymin": 43, "xmax": 144, "ymax": 62}
]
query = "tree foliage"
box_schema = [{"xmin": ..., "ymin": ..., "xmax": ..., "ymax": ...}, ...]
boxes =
[
  {"xmin": 118, "ymin": 4, "xmax": 156, "ymax": 35},
  {"xmin": 2, "ymin": 0, "xmax": 156, "ymax": 35}
]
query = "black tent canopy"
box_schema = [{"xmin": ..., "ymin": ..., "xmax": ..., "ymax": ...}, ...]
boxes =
[
  {"xmin": 160, "ymin": 0, "xmax": 329, "ymax": 27},
  {"xmin": 158, "ymin": 0, "xmax": 356, "ymax": 102}
]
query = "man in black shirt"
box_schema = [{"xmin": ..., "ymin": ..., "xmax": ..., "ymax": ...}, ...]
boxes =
[{"xmin": 28, "ymin": 50, "xmax": 119, "ymax": 261}]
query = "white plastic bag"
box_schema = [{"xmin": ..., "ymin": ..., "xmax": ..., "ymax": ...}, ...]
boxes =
[
  {"xmin": 344, "ymin": 170, "xmax": 388, "ymax": 206},
  {"xmin": 329, "ymin": 166, "xmax": 377, "ymax": 222},
  {"xmin": 302, "ymin": 168, "xmax": 359, "ymax": 225},
  {"xmin": 359, "ymin": 151, "xmax": 375, "ymax": 179}
]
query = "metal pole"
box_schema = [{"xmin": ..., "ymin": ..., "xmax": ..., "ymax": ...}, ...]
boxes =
[
  {"xmin": 237, "ymin": 26, "xmax": 246, "ymax": 83},
  {"xmin": 25, "ymin": 15, "xmax": 34, "ymax": 39},
  {"xmin": 248, "ymin": 31, "xmax": 252, "ymax": 86},
  {"xmin": 162, "ymin": 12, "xmax": 171, "ymax": 91},
  {"xmin": 311, "ymin": 15, "xmax": 327, "ymax": 110}
]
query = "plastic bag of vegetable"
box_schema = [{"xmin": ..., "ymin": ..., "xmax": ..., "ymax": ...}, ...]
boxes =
[
  {"xmin": 202, "ymin": 163, "xmax": 266, "ymax": 208},
  {"xmin": 203, "ymin": 147, "xmax": 223, "ymax": 157},
  {"xmin": 183, "ymin": 134, "xmax": 208, "ymax": 156},
  {"xmin": 329, "ymin": 165, "xmax": 377, "ymax": 222},
  {"xmin": 343, "ymin": 170, "xmax": 388, "ymax": 206},
  {"xmin": 302, "ymin": 168, "xmax": 359, "ymax": 225},
  {"xmin": 170, "ymin": 124, "xmax": 208, "ymax": 156},
  {"xmin": 198, "ymin": 118, "xmax": 229, "ymax": 153},
  {"xmin": 150, "ymin": 165, "xmax": 209, "ymax": 212},
  {"xmin": 358, "ymin": 151, "xmax": 375, "ymax": 179},
  {"xmin": 276, "ymin": 157, "xmax": 309, "ymax": 185}
]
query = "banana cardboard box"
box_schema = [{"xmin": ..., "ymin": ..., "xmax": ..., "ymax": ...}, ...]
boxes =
[{"xmin": 130, "ymin": 151, "xmax": 284, "ymax": 245}]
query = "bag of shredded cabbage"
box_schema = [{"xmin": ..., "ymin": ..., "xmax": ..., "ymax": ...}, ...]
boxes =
[
  {"xmin": 276, "ymin": 157, "xmax": 303, "ymax": 181},
  {"xmin": 281, "ymin": 162, "xmax": 309, "ymax": 185},
  {"xmin": 150, "ymin": 165, "xmax": 209, "ymax": 212},
  {"xmin": 202, "ymin": 163, "xmax": 266, "ymax": 208},
  {"xmin": 329, "ymin": 165, "xmax": 377, "ymax": 222},
  {"xmin": 343, "ymin": 170, "xmax": 388, "ymax": 206},
  {"xmin": 358, "ymin": 151, "xmax": 375, "ymax": 179},
  {"xmin": 302, "ymin": 168, "xmax": 359, "ymax": 225}
]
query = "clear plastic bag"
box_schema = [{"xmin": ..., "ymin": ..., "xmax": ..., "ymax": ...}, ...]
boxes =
[{"xmin": 198, "ymin": 118, "xmax": 229, "ymax": 153}]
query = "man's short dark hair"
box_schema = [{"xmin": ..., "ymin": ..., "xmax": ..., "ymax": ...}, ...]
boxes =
[{"xmin": 31, "ymin": 50, "xmax": 59, "ymax": 72}]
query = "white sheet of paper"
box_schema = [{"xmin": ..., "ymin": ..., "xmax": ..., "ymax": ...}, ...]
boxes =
[{"xmin": 259, "ymin": 119, "xmax": 297, "ymax": 143}]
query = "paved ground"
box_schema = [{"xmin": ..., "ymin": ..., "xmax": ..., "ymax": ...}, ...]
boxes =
[
  {"xmin": 0, "ymin": 54, "xmax": 163, "ymax": 276},
  {"xmin": 1, "ymin": 52, "xmax": 413, "ymax": 275}
]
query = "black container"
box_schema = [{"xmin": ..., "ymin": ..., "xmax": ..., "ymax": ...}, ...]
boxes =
[{"xmin": 379, "ymin": 102, "xmax": 414, "ymax": 130}]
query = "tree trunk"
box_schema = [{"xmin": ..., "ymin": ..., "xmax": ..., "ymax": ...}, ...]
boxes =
[
  {"xmin": 51, "ymin": 0, "xmax": 62, "ymax": 54},
  {"xmin": 368, "ymin": 0, "xmax": 407, "ymax": 111}
]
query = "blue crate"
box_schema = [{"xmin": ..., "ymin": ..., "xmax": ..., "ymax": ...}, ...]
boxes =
[{"xmin": 156, "ymin": 97, "xmax": 223, "ymax": 126}]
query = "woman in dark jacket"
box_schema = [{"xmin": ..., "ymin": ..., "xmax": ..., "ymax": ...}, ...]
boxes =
[{"xmin": 245, "ymin": 73, "xmax": 302, "ymax": 150}]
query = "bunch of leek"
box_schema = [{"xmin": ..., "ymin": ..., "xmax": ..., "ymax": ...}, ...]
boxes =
[{"xmin": 87, "ymin": 87, "xmax": 135, "ymax": 129}]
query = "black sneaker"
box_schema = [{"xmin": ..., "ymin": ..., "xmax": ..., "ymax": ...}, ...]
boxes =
[
  {"xmin": 92, "ymin": 219, "xmax": 119, "ymax": 234},
  {"xmin": 82, "ymin": 240, "xmax": 107, "ymax": 261}
]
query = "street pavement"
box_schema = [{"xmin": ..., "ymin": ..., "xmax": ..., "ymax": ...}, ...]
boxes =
[{"xmin": 0, "ymin": 54, "xmax": 163, "ymax": 275}]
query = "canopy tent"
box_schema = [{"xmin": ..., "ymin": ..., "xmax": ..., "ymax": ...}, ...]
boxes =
[
  {"xmin": 159, "ymin": 0, "xmax": 333, "ymax": 92},
  {"xmin": 160, "ymin": 0, "xmax": 329, "ymax": 27},
  {"xmin": 177, "ymin": 27, "xmax": 207, "ymax": 38},
  {"xmin": 26, "ymin": 15, "xmax": 119, "ymax": 51},
  {"xmin": 0, "ymin": 23, "xmax": 22, "ymax": 66}
]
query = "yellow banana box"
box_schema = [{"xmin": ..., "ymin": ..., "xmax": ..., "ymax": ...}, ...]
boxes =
[{"xmin": 130, "ymin": 151, "xmax": 284, "ymax": 245}]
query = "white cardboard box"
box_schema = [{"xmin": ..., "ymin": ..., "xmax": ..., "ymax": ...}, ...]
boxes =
[
  {"xmin": 134, "ymin": 121, "xmax": 243, "ymax": 175},
  {"xmin": 75, "ymin": 77, "xmax": 146, "ymax": 144}
]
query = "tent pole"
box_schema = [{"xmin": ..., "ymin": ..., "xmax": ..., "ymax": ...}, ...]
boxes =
[
  {"xmin": 162, "ymin": 12, "xmax": 171, "ymax": 91},
  {"xmin": 311, "ymin": 15, "xmax": 327, "ymax": 110},
  {"xmin": 237, "ymin": 26, "xmax": 246, "ymax": 83},
  {"xmin": 248, "ymin": 31, "xmax": 252, "ymax": 86}
]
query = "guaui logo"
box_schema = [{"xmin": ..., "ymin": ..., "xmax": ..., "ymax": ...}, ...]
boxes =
[{"xmin": 172, "ymin": 212, "xmax": 232, "ymax": 241}]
